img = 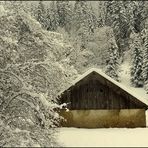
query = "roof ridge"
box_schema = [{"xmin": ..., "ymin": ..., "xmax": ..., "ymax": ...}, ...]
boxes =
[{"xmin": 59, "ymin": 68, "xmax": 148, "ymax": 107}]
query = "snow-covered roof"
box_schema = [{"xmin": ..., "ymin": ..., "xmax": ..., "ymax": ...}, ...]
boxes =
[{"xmin": 59, "ymin": 68, "xmax": 148, "ymax": 107}]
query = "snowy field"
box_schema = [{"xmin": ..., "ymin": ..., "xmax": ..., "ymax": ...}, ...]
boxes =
[{"xmin": 57, "ymin": 127, "xmax": 148, "ymax": 147}]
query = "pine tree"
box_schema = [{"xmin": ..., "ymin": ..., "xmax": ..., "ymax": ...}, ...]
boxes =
[
  {"xmin": 36, "ymin": 1, "xmax": 47, "ymax": 29},
  {"xmin": 142, "ymin": 28, "xmax": 148, "ymax": 91},
  {"xmin": 73, "ymin": 1, "xmax": 88, "ymax": 31},
  {"xmin": 105, "ymin": 40, "xmax": 119, "ymax": 81},
  {"xmin": 97, "ymin": 1, "xmax": 106, "ymax": 27},
  {"xmin": 105, "ymin": 1, "xmax": 129, "ymax": 55},
  {"xmin": 29, "ymin": 2, "xmax": 38, "ymax": 18},
  {"xmin": 77, "ymin": 22, "xmax": 90, "ymax": 49},
  {"xmin": 123, "ymin": 1, "xmax": 136, "ymax": 34},
  {"xmin": 133, "ymin": 1, "xmax": 146, "ymax": 33},
  {"xmin": 56, "ymin": 1, "xmax": 72, "ymax": 33},
  {"xmin": 125, "ymin": 1, "xmax": 146, "ymax": 34},
  {"xmin": 89, "ymin": 4, "xmax": 98, "ymax": 33},
  {"xmin": 130, "ymin": 33, "xmax": 143, "ymax": 87},
  {"xmin": 46, "ymin": 1, "xmax": 59, "ymax": 31},
  {"xmin": 73, "ymin": 1, "xmax": 97, "ymax": 49}
]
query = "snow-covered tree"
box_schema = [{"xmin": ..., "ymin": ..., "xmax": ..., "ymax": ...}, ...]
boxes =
[
  {"xmin": 97, "ymin": 1, "xmax": 106, "ymax": 27},
  {"xmin": 105, "ymin": 1, "xmax": 129, "ymax": 55},
  {"xmin": 0, "ymin": 4, "xmax": 78, "ymax": 147},
  {"xmin": 46, "ymin": 1, "xmax": 59, "ymax": 31},
  {"xmin": 142, "ymin": 28, "xmax": 148, "ymax": 91},
  {"xmin": 105, "ymin": 40, "xmax": 119, "ymax": 81},
  {"xmin": 89, "ymin": 4, "xmax": 98, "ymax": 33},
  {"xmin": 35, "ymin": 1, "xmax": 47, "ymax": 29},
  {"xmin": 130, "ymin": 33, "xmax": 143, "ymax": 87},
  {"xmin": 72, "ymin": 1, "xmax": 98, "ymax": 49},
  {"xmin": 133, "ymin": 1, "xmax": 146, "ymax": 33},
  {"xmin": 124, "ymin": 1, "xmax": 137, "ymax": 33},
  {"xmin": 56, "ymin": 1, "xmax": 72, "ymax": 33},
  {"xmin": 125, "ymin": 1, "xmax": 146, "ymax": 34}
]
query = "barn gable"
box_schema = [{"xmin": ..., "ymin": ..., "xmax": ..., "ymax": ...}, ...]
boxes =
[{"xmin": 59, "ymin": 68, "xmax": 148, "ymax": 110}]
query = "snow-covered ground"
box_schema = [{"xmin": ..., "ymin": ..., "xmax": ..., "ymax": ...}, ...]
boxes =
[
  {"xmin": 57, "ymin": 127, "xmax": 148, "ymax": 147},
  {"xmin": 57, "ymin": 52, "xmax": 148, "ymax": 147}
]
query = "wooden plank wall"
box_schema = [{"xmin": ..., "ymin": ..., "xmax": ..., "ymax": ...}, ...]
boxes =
[{"xmin": 60, "ymin": 72, "xmax": 147, "ymax": 110}]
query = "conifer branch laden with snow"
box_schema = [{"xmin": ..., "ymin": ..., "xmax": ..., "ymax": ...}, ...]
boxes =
[
  {"xmin": 142, "ymin": 28, "xmax": 148, "ymax": 92},
  {"xmin": 130, "ymin": 32, "xmax": 143, "ymax": 87},
  {"xmin": 105, "ymin": 40, "xmax": 119, "ymax": 81}
]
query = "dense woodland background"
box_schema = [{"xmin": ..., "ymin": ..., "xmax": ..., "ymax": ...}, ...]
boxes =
[{"xmin": 0, "ymin": 1, "xmax": 148, "ymax": 147}]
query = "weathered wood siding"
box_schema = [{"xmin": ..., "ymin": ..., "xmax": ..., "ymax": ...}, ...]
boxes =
[
  {"xmin": 60, "ymin": 72, "xmax": 147, "ymax": 110},
  {"xmin": 60, "ymin": 109, "xmax": 146, "ymax": 128}
]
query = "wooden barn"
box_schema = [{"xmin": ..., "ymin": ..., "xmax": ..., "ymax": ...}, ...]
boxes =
[{"xmin": 59, "ymin": 68, "xmax": 148, "ymax": 128}]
